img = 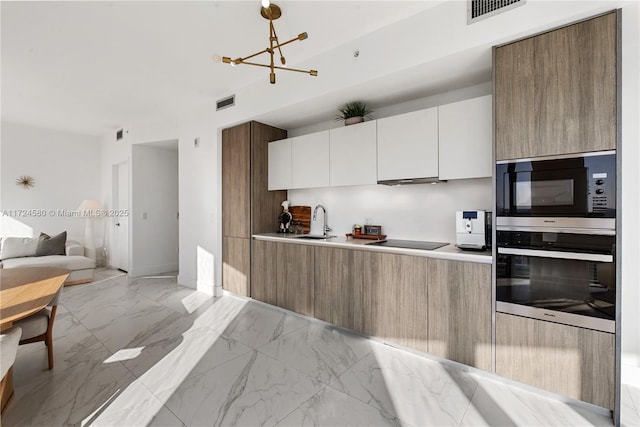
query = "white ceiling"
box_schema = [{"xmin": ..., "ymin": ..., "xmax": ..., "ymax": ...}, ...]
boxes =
[{"xmin": 1, "ymin": 1, "xmax": 444, "ymax": 136}]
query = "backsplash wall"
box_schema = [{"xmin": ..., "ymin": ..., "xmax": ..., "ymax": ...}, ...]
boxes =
[{"xmin": 288, "ymin": 178, "xmax": 492, "ymax": 243}]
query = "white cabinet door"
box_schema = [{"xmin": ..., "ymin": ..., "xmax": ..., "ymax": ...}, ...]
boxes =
[
  {"xmin": 268, "ymin": 139, "xmax": 291, "ymax": 190},
  {"xmin": 329, "ymin": 121, "xmax": 377, "ymax": 187},
  {"xmin": 438, "ymin": 95, "xmax": 493, "ymax": 180},
  {"xmin": 291, "ymin": 131, "xmax": 330, "ymax": 189},
  {"xmin": 377, "ymin": 107, "xmax": 438, "ymax": 181}
]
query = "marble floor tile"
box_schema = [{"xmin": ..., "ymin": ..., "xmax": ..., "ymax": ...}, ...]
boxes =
[
  {"xmin": 74, "ymin": 295, "xmax": 185, "ymax": 353},
  {"xmin": 216, "ymin": 300, "xmax": 311, "ymax": 349},
  {"xmin": 622, "ymin": 384, "xmax": 640, "ymax": 427},
  {"xmin": 276, "ymin": 386, "xmax": 408, "ymax": 427},
  {"xmin": 258, "ymin": 323, "xmax": 372, "ymax": 385},
  {"xmin": 83, "ymin": 379, "xmax": 184, "ymax": 427},
  {"xmin": 161, "ymin": 350, "xmax": 325, "ymax": 427},
  {"xmin": 6, "ymin": 341, "xmax": 136, "ymax": 426},
  {"xmin": 459, "ymin": 375, "xmax": 613, "ymax": 427},
  {"xmin": 330, "ymin": 341, "xmax": 478, "ymax": 426},
  {"xmin": 123, "ymin": 321, "xmax": 252, "ymax": 398}
]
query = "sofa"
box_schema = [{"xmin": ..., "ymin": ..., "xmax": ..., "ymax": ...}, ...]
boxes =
[{"xmin": 0, "ymin": 235, "xmax": 96, "ymax": 285}]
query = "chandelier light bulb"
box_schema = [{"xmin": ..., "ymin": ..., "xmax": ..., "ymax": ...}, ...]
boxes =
[
  {"xmin": 261, "ymin": 0, "xmax": 270, "ymax": 8},
  {"xmin": 213, "ymin": 54, "xmax": 222, "ymax": 63}
]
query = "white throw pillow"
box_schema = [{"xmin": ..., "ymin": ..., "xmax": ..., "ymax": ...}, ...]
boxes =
[{"xmin": 0, "ymin": 237, "xmax": 39, "ymax": 260}]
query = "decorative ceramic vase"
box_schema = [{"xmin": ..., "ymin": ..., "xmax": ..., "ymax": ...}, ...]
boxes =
[{"xmin": 344, "ymin": 116, "xmax": 364, "ymax": 126}]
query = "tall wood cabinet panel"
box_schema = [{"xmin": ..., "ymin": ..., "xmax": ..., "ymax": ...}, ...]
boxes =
[
  {"xmin": 222, "ymin": 123, "xmax": 251, "ymax": 238},
  {"xmin": 496, "ymin": 312, "xmax": 615, "ymax": 409},
  {"xmin": 314, "ymin": 247, "xmax": 364, "ymax": 330},
  {"xmin": 251, "ymin": 239, "xmax": 277, "ymax": 305},
  {"xmin": 222, "ymin": 121, "xmax": 287, "ymax": 296},
  {"xmin": 356, "ymin": 252, "xmax": 428, "ymax": 353},
  {"xmin": 222, "ymin": 236, "xmax": 250, "ymax": 297},
  {"xmin": 276, "ymin": 243, "xmax": 315, "ymax": 317},
  {"xmin": 427, "ymin": 259, "xmax": 491, "ymax": 371},
  {"xmin": 495, "ymin": 12, "xmax": 617, "ymax": 160}
]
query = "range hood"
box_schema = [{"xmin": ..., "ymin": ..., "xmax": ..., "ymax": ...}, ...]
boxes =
[{"xmin": 377, "ymin": 177, "xmax": 447, "ymax": 186}]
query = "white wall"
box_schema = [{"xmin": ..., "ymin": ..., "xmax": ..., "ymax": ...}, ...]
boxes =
[
  {"xmin": 620, "ymin": 0, "xmax": 640, "ymax": 367},
  {"xmin": 289, "ymin": 179, "xmax": 492, "ymax": 242},
  {"xmin": 130, "ymin": 143, "xmax": 179, "ymax": 276},
  {"xmin": 0, "ymin": 121, "xmax": 101, "ymax": 248},
  {"xmin": 100, "ymin": 108, "xmax": 217, "ymax": 294}
]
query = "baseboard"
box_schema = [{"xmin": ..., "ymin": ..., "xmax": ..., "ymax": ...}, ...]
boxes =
[{"xmin": 129, "ymin": 263, "xmax": 178, "ymax": 277}]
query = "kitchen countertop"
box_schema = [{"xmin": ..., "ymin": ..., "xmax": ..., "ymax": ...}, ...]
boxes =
[{"xmin": 253, "ymin": 233, "xmax": 492, "ymax": 264}]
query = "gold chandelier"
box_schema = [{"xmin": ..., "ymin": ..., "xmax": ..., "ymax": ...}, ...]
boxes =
[{"xmin": 215, "ymin": 1, "xmax": 317, "ymax": 84}]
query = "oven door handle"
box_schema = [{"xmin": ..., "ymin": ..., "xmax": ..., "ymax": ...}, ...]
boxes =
[{"xmin": 497, "ymin": 247, "xmax": 613, "ymax": 262}]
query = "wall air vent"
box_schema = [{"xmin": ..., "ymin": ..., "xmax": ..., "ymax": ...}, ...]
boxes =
[
  {"xmin": 468, "ymin": 0, "xmax": 525, "ymax": 24},
  {"xmin": 216, "ymin": 95, "xmax": 235, "ymax": 111}
]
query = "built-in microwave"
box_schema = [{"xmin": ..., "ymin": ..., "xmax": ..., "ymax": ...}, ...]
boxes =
[{"xmin": 496, "ymin": 151, "xmax": 616, "ymax": 231}]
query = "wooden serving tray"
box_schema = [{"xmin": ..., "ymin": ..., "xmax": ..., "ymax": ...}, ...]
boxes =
[{"xmin": 345, "ymin": 233, "xmax": 387, "ymax": 241}]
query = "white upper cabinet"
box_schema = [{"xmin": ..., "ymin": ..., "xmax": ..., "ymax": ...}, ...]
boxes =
[
  {"xmin": 438, "ymin": 95, "xmax": 493, "ymax": 180},
  {"xmin": 291, "ymin": 130, "xmax": 330, "ymax": 189},
  {"xmin": 329, "ymin": 121, "xmax": 377, "ymax": 187},
  {"xmin": 376, "ymin": 107, "xmax": 439, "ymax": 181},
  {"xmin": 268, "ymin": 139, "xmax": 291, "ymax": 190}
]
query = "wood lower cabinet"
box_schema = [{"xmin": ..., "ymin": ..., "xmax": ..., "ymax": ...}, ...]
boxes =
[
  {"xmin": 495, "ymin": 12, "xmax": 617, "ymax": 160},
  {"xmin": 427, "ymin": 259, "xmax": 491, "ymax": 371},
  {"xmin": 496, "ymin": 312, "xmax": 615, "ymax": 409},
  {"xmin": 314, "ymin": 247, "xmax": 364, "ymax": 330},
  {"xmin": 222, "ymin": 236, "xmax": 250, "ymax": 297},
  {"xmin": 251, "ymin": 240, "xmax": 277, "ymax": 305},
  {"xmin": 276, "ymin": 243, "xmax": 315, "ymax": 317},
  {"xmin": 356, "ymin": 252, "xmax": 429, "ymax": 353}
]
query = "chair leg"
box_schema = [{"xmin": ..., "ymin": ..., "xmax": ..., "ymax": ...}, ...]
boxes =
[{"xmin": 46, "ymin": 332, "xmax": 54, "ymax": 370}]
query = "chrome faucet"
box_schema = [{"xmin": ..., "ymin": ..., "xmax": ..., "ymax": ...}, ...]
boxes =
[{"xmin": 313, "ymin": 204, "xmax": 332, "ymax": 237}]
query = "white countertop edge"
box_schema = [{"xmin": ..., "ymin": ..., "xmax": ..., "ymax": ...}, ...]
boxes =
[{"xmin": 252, "ymin": 233, "xmax": 492, "ymax": 264}]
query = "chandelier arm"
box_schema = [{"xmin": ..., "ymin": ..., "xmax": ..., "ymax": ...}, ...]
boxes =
[
  {"xmin": 272, "ymin": 36, "xmax": 304, "ymax": 51},
  {"xmin": 239, "ymin": 60, "xmax": 316, "ymax": 75},
  {"xmin": 269, "ymin": 21, "xmax": 286, "ymax": 63},
  {"xmin": 237, "ymin": 48, "xmax": 271, "ymax": 63},
  {"xmin": 269, "ymin": 13, "xmax": 275, "ymax": 82}
]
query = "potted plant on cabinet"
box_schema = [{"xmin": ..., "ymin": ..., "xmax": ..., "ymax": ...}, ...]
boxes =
[{"xmin": 336, "ymin": 101, "xmax": 373, "ymax": 126}]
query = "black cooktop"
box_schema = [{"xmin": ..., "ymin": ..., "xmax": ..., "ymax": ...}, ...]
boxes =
[{"xmin": 367, "ymin": 239, "xmax": 448, "ymax": 251}]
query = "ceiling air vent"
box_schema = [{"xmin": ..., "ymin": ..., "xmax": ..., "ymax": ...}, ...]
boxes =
[
  {"xmin": 216, "ymin": 95, "xmax": 235, "ymax": 111},
  {"xmin": 468, "ymin": 0, "xmax": 525, "ymax": 24}
]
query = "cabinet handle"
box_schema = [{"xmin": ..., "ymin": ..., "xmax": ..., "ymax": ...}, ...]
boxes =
[{"xmin": 497, "ymin": 247, "xmax": 613, "ymax": 263}]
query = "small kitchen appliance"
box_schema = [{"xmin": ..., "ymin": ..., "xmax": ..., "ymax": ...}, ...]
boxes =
[{"xmin": 456, "ymin": 210, "xmax": 492, "ymax": 250}]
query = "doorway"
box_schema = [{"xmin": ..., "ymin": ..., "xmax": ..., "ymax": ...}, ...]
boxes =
[{"xmin": 130, "ymin": 140, "xmax": 179, "ymax": 276}]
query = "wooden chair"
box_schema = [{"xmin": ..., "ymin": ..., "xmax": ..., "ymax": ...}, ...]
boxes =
[
  {"xmin": 1, "ymin": 326, "xmax": 22, "ymax": 412},
  {"xmin": 14, "ymin": 286, "xmax": 62, "ymax": 369}
]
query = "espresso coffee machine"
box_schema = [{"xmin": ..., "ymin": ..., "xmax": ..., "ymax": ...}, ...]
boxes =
[{"xmin": 456, "ymin": 210, "xmax": 492, "ymax": 250}]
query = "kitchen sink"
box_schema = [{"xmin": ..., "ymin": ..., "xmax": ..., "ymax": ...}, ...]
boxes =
[{"xmin": 295, "ymin": 234, "xmax": 337, "ymax": 240}]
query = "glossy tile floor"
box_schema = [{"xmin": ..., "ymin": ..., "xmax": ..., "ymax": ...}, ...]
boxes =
[{"xmin": 3, "ymin": 269, "xmax": 639, "ymax": 426}]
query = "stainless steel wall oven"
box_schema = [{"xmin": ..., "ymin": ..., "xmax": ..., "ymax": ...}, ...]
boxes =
[{"xmin": 495, "ymin": 151, "xmax": 616, "ymax": 333}]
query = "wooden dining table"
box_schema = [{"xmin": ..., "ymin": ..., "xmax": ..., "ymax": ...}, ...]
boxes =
[{"xmin": 0, "ymin": 267, "xmax": 70, "ymax": 414}]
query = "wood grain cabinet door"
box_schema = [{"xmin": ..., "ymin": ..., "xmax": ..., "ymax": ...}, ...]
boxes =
[
  {"xmin": 356, "ymin": 252, "xmax": 428, "ymax": 353},
  {"xmin": 496, "ymin": 312, "xmax": 615, "ymax": 409},
  {"xmin": 251, "ymin": 239, "xmax": 277, "ymax": 305},
  {"xmin": 314, "ymin": 247, "xmax": 364, "ymax": 330},
  {"xmin": 222, "ymin": 124, "xmax": 251, "ymax": 238},
  {"xmin": 276, "ymin": 243, "xmax": 315, "ymax": 317},
  {"xmin": 427, "ymin": 259, "xmax": 491, "ymax": 371},
  {"xmin": 495, "ymin": 12, "xmax": 617, "ymax": 160},
  {"xmin": 222, "ymin": 236, "xmax": 250, "ymax": 296}
]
